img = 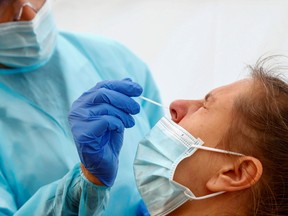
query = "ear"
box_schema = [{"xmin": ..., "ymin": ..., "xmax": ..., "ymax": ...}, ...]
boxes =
[{"xmin": 206, "ymin": 156, "xmax": 263, "ymax": 192}]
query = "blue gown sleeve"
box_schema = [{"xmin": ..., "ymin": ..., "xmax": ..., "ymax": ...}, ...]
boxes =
[{"xmin": 0, "ymin": 163, "xmax": 109, "ymax": 216}]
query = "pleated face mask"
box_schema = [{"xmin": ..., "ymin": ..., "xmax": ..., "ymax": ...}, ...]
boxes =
[
  {"xmin": 0, "ymin": 0, "xmax": 57, "ymax": 69},
  {"xmin": 133, "ymin": 117, "xmax": 243, "ymax": 216}
]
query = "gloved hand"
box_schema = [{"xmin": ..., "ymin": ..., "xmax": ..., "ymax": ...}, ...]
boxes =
[
  {"xmin": 136, "ymin": 200, "xmax": 150, "ymax": 216},
  {"xmin": 68, "ymin": 78, "xmax": 143, "ymax": 187}
]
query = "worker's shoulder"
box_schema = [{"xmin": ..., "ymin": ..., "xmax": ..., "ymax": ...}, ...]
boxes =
[{"xmin": 59, "ymin": 31, "xmax": 136, "ymax": 57}]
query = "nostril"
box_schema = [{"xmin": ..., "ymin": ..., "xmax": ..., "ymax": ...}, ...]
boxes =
[
  {"xmin": 170, "ymin": 107, "xmax": 179, "ymax": 123},
  {"xmin": 169, "ymin": 100, "xmax": 190, "ymax": 123},
  {"xmin": 169, "ymin": 100, "xmax": 185, "ymax": 123}
]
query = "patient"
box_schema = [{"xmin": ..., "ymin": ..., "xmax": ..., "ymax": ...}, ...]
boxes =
[
  {"xmin": 134, "ymin": 56, "xmax": 288, "ymax": 216},
  {"xmin": 69, "ymin": 56, "xmax": 288, "ymax": 215}
]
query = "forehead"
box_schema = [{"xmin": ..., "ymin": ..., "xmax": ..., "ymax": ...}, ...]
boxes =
[{"xmin": 211, "ymin": 79, "xmax": 252, "ymax": 99}]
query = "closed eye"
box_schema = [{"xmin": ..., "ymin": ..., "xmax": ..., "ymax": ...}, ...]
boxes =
[
  {"xmin": 202, "ymin": 103, "xmax": 208, "ymax": 109},
  {"xmin": 201, "ymin": 99, "xmax": 208, "ymax": 109},
  {"xmin": 203, "ymin": 92, "xmax": 215, "ymax": 109}
]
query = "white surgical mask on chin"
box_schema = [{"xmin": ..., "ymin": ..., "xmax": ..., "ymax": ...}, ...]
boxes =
[
  {"xmin": 0, "ymin": 0, "xmax": 57, "ymax": 70},
  {"xmin": 133, "ymin": 117, "xmax": 244, "ymax": 216}
]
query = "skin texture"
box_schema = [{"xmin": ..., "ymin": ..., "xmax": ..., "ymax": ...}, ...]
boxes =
[
  {"xmin": 81, "ymin": 164, "xmax": 104, "ymax": 186},
  {"xmin": 168, "ymin": 79, "xmax": 263, "ymax": 215}
]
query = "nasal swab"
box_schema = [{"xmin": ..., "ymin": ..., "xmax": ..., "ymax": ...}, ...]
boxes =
[
  {"xmin": 139, "ymin": 96, "xmax": 169, "ymax": 110},
  {"xmin": 139, "ymin": 96, "xmax": 163, "ymax": 107}
]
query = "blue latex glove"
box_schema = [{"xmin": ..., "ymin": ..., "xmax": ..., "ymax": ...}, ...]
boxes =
[
  {"xmin": 68, "ymin": 78, "xmax": 143, "ymax": 187},
  {"xmin": 136, "ymin": 200, "xmax": 150, "ymax": 216}
]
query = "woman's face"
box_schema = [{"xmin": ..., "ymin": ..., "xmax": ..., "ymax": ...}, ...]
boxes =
[{"xmin": 169, "ymin": 78, "xmax": 252, "ymax": 196}]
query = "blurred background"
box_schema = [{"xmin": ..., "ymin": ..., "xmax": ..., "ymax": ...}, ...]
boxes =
[{"xmin": 52, "ymin": 0, "xmax": 288, "ymax": 107}]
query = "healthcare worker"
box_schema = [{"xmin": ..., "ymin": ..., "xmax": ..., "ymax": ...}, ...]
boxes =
[{"xmin": 0, "ymin": 0, "xmax": 163, "ymax": 215}]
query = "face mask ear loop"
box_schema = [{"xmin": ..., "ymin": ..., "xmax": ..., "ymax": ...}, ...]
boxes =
[
  {"xmin": 184, "ymin": 191, "xmax": 226, "ymax": 200},
  {"xmin": 15, "ymin": 2, "xmax": 38, "ymax": 21},
  {"xmin": 190, "ymin": 139, "xmax": 245, "ymax": 157}
]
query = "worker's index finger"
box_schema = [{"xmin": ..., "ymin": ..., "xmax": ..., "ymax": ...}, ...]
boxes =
[
  {"xmin": 88, "ymin": 88, "xmax": 141, "ymax": 115},
  {"xmin": 94, "ymin": 79, "xmax": 143, "ymax": 97}
]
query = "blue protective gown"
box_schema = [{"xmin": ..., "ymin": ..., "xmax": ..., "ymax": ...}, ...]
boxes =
[{"xmin": 0, "ymin": 31, "xmax": 163, "ymax": 215}]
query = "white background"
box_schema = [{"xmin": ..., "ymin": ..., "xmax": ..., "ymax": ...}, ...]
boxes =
[{"xmin": 53, "ymin": 0, "xmax": 288, "ymax": 107}]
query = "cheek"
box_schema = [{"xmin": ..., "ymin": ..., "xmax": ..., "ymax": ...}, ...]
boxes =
[
  {"xmin": 178, "ymin": 110, "xmax": 208, "ymax": 138},
  {"xmin": 173, "ymin": 151, "xmax": 203, "ymax": 189},
  {"xmin": 178, "ymin": 109, "xmax": 230, "ymax": 146},
  {"xmin": 0, "ymin": 8, "xmax": 14, "ymax": 23},
  {"xmin": 173, "ymin": 150, "xmax": 217, "ymax": 195}
]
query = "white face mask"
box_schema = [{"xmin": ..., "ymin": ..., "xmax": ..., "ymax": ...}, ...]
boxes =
[
  {"xmin": 0, "ymin": 0, "xmax": 57, "ymax": 70},
  {"xmin": 133, "ymin": 117, "xmax": 243, "ymax": 216}
]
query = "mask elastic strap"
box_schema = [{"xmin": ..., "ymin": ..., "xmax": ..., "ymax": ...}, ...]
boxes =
[
  {"xmin": 184, "ymin": 191, "xmax": 226, "ymax": 200},
  {"xmin": 162, "ymin": 118, "xmax": 244, "ymax": 157},
  {"xmin": 182, "ymin": 140, "xmax": 242, "ymax": 201},
  {"xmin": 190, "ymin": 139, "xmax": 245, "ymax": 157}
]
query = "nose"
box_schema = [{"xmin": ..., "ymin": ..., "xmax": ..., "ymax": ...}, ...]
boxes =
[
  {"xmin": 169, "ymin": 99, "xmax": 203, "ymax": 123},
  {"xmin": 17, "ymin": 3, "xmax": 38, "ymax": 21}
]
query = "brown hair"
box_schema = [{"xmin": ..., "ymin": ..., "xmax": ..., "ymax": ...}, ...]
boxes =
[{"xmin": 224, "ymin": 56, "xmax": 288, "ymax": 215}]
